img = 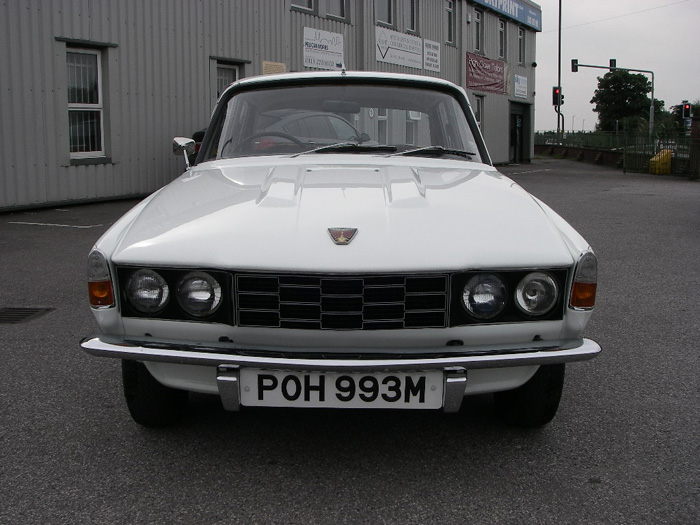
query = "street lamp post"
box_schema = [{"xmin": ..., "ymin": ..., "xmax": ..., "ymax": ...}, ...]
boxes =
[{"xmin": 572, "ymin": 115, "xmax": 576, "ymax": 132}]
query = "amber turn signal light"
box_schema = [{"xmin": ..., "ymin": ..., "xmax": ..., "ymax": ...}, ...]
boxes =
[
  {"xmin": 88, "ymin": 280, "xmax": 115, "ymax": 307},
  {"xmin": 570, "ymin": 282, "xmax": 596, "ymax": 309}
]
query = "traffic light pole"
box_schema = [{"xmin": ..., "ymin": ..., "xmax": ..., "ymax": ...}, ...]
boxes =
[{"xmin": 571, "ymin": 60, "xmax": 655, "ymax": 138}]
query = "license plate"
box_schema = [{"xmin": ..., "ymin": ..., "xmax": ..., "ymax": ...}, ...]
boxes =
[{"xmin": 239, "ymin": 369, "xmax": 444, "ymax": 409}]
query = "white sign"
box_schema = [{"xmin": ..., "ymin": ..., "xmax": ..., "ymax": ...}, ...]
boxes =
[
  {"xmin": 304, "ymin": 27, "xmax": 344, "ymax": 70},
  {"xmin": 376, "ymin": 27, "xmax": 422, "ymax": 69},
  {"xmin": 423, "ymin": 39, "xmax": 441, "ymax": 72},
  {"xmin": 514, "ymin": 74, "xmax": 528, "ymax": 99}
]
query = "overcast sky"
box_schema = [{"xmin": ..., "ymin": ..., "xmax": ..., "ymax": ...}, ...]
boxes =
[{"xmin": 533, "ymin": 0, "xmax": 699, "ymax": 132}]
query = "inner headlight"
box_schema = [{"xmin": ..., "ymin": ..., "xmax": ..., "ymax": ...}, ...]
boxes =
[
  {"xmin": 462, "ymin": 274, "xmax": 507, "ymax": 320},
  {"xmin": 176, "ymin": 272, "xmax": 222, "ymax": 317},
  {"xmin": 126, "ymin": 269, "xmax": 170, "ymax": 314},
  {"xmin": 515, "ymin": 272, "xmax": 559, "ymax": 316}
]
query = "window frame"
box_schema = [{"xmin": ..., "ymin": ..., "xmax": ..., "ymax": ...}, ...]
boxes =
[
  {"xmin": 291, "ymin": 0, "xmax": 317, "ymax": 15},
  {"xmin": 518, "ymin": 27, "xmax": 526, "ymax": 64},
  {"xmin": 405, "ymin": 0, "xmax": 419, "ymax": 34},
  {"xmin": 376, "ymin": 0, "xmax": 395, "ymax": 27},
  {"xmin": 216, "ymin": 63, "xmax": 239, "ymax": 98},
  {"xmin": 67, "ymin": 47, "xmax": 105, "ymax": 159},
  {"xmin": 474, "ymin": 9, "xmax": 484, "ymax": 52},
  {"xmin": 446, "ymin": 0, "xmax": 455, "ymax": 45},
  {"xmin": 498, "ymin": 19, "xmax": 507, "ymax": 59},
  {"xmin": 327, "ymin": 0, "xmax": 350, "ymax": 22}
]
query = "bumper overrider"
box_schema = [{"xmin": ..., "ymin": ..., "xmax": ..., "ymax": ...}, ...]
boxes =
[{"xmin": 80, "ymin": 335, "xmax": 601, "ymax": 412}]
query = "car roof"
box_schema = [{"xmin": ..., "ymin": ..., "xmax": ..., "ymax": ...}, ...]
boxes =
[{"xmin": 223, "ymin": 70, "xmax": 462, "ymax": 96}]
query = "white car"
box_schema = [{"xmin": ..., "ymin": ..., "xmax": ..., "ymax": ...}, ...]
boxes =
[{"xmin": 82, "ymin": 71, "xmax": 600, "ymax": 428}]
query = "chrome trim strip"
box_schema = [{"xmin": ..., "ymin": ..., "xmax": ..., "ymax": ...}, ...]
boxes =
[{"xmin": 80, "ymin": 335, "xmax": 601, "ymax": 372}]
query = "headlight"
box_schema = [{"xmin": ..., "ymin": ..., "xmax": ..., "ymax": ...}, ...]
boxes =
[
  {"xmin": 462, "ymin": 274, "xmax": 507, "ymax": 319},
  {"xmin": 125, "ymin": 269, "xmax": 170, "ymax": 314},
  {"xmin": 176, "ymin": 272, "xmax": 222, "ymax": 317},
  {"xmin": 515, "ymin": 272, "xmax": 559, "ymax": 316}
]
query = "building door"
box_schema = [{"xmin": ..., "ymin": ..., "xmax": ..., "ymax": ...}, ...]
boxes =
[
  {"xmin": 509, "ymin": 102, "xmax": 531, "ymax": 164},
  {"xmin": 510, "ymin": 112, "xmax": 523, "ymax": 163}
]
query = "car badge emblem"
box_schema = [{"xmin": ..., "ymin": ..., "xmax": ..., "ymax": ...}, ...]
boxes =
[{"xmin": 328, "ymin": 228, "xmax": 358, "ymax": 245}]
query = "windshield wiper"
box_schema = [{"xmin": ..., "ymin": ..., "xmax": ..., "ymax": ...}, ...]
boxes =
[
  {"xmin": 391, "ymin": 146, "xmax": 477, "ymax": 159},
  {"xmin": 290, "ymin": 142, "xmax": 398, "ymax": 157}
]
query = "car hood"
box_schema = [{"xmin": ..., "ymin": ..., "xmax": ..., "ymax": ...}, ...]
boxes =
[{"xmin": 109, "ymin": 156, "xmax": 575, "ymax": 272}]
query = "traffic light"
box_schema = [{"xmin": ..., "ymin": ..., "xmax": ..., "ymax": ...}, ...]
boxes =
[
  {"xmin": 552, "ymin": 86, "xmax": 562, "ymax": 106},
  {"xmin": 571, "ymin": 59, "xmax": 578, "ymax": 72},
  {"xmin": 609, "ymin": 59, "xmax": 617, "ymax": 70},
  {"xmin": 682, "ymin": 101, "xmax": 691, "ymax": 118}
]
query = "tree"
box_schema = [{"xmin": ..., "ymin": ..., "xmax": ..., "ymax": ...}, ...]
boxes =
[{"xmin": 590, "ymin": 70, "xmax": 652, "ymax": 132}]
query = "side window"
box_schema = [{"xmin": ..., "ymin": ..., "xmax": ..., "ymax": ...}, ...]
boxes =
[
  {"xmin": 67, "ymin": 48, "xmax": 104, "ymax": 158},
  {"xmin": 300, "ymin": 116, "xmax": 334, "ymax": 139},
  {"xmin": 329, "ymin": 117, "xmax": 358, "ymax": 141},
  {"xmin": 518, "ymin": 27, "xmax": 525, "ymax": 64}
]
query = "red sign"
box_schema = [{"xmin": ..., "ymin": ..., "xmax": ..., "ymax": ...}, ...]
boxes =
[{"xmin": 467, "ymin": 53, "xmax": 506, "ymax": 94}]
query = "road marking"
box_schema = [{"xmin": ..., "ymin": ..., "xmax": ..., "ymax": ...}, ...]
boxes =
[{"xmin": 7, "ymin": 221, "xmax": 103, "ymax": 229}]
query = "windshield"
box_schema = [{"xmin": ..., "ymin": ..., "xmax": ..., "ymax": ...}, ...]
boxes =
[{"xmin": 205, "ymin": 82, "xmax": 485, "ymax": 163}]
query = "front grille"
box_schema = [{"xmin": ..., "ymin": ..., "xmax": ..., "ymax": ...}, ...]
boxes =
[{"xmin": 235, "ymin": 273, "xmax": 449, "ymax": 330}]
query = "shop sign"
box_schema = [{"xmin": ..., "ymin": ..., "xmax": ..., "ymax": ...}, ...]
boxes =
[{"xmin": 467, "ymin": 53, "xmax": 506, "ymax": 94}]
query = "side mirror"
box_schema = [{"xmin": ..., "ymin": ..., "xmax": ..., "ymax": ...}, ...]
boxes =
[
  {"xmin": 173, "ymin": 137, "xmax": 196, "ymax": 169},
  {"xmin": 359, "ymin": 132, "xmax": 371, "ymax": 143}
]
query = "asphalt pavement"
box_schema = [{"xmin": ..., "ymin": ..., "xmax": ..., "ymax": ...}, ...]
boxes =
[{"xmin": 1, "ymin": 157, "xmax": 698, "ymax": 524}]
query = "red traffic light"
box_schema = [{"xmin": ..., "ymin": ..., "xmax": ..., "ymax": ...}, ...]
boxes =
[
  {"xmin": 552, "ymin": 86, "xmax": 562, "ymax": 106},
  {"xmin": 682, "ymin": 103, "xmax": 692, "ymax": 118}
]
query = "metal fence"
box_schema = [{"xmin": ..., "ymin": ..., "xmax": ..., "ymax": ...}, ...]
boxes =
[{"xmin": 534, "ymin": 131, "xmax": 699, "ymax": 178}]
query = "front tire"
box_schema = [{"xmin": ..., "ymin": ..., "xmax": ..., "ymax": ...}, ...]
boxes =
[
  {"xmin": 121, "ymin": 360, "xmax": 188, "ymax": 427},
  {"xmin": 493, "ymin": 364, "xmax": 566, "ymax": 428}
]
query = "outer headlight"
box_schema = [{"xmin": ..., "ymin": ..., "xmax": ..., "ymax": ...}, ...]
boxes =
[
  {"xmin": 515, "ymin": 272, "xmax": 559, "ymax": 316},
  {"xmin": 462, "ymin": 274, "xmax": 507, "ymax": 320},
  {"xmin": 176, "ymin": 272, "xmax": 222, "ymax": 317},
  {"xmin": 126, "ymin": 269, "xmax": 170, "ymax": 314}
]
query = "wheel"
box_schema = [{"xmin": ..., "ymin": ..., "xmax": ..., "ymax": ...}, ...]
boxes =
[
  {"xmin": 493, "ymin": 364, "xmax": 566, "ymax": 428},
  {"xmin": 121, "ymin": 360, "xmax": 188, "ymax": 427}
]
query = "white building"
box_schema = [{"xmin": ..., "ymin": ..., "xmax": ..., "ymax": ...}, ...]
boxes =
[{"xmin": 0, "ymin": 0, "xmax": 541, "ymax": 210}]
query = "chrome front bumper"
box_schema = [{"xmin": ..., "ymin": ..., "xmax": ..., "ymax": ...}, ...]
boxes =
[{"xmin": 80, "ymin": 335, "xmax": 601, "ymax": 413}]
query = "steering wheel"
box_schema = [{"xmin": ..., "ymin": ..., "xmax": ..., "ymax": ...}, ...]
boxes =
[{"xmin": 238, "ymin": 131, "xmax": 306, "ymax": 148}]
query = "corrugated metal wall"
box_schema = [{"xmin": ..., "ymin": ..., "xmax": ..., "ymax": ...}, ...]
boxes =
[{"xmin": 0, "ymin": 0, "xmax": 539, "ymax": 210}]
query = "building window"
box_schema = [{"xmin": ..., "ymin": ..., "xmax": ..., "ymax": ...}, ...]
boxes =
[
  {"xmin": 498, "ymin": 19, "xmax": 506, "ymax": 59},
  {"xmin": 518, "ymin": 27, "xmax": 525, "ymax": 63},
  {"xmin": 405, "ymin": 111, "xmax": 416, "ymax": 145},
  {"xmin": 474, "ymin": 96, "xmax": 484, "ymax": 130},
  {"xmin": 67, "ymin": 49, "xmax": 104, "ymax": 157},
  {"xmin": 377, "ymin": 108, "xmax": 388, "ymax": 144},
  {"xmin": 216, "ymin": 64, "xmax": 238, "ymax": 97},
  {"xmin": 405, "ymin": 0, "xmax": 418, "ymax": 33},
  {"xmin": 377, "ymin": 0, "xmax": 394, "ymax": 26},
  {"xmin": 446, "ymin": 1, "xmax": 455, "ymax": 44},
  {"xmin": 474, "ymin": 10, "xmax": 483, "ymax": 52},
  {"xmin": 292, "ymin": 0, "xmax": 314, "ymax": 10},
  {"xmin": 328, "ymin": 0, "xmax": 347, "ymax": 19}
]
